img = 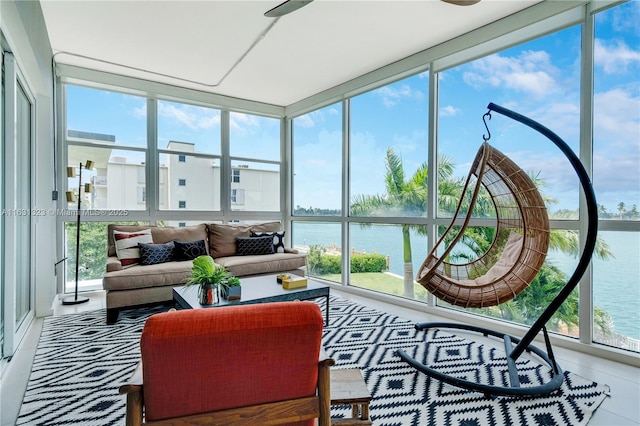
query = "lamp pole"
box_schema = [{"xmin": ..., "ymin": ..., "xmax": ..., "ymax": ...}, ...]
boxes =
[{"xmin": 62, "ymin": 161, "xmax": 92, "ymax": 305}]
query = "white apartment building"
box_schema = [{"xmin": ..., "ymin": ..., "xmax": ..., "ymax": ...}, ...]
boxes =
[{"xmin": 67, "ymin": 131, "xmax": 279, "ymax": 212}]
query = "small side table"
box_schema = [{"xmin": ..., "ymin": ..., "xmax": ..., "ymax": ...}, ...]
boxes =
[{"xmin": 330, "ymin": 368, "xmax": 372, "ymax": 425}]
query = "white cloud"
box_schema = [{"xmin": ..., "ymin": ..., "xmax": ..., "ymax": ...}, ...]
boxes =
[
  {"xmin": 440, "ymin": 105, "xmax": 461, "ymax": 117},
  {"xmin": 132, "ymin": 105, "xmax": 146, "ymax": 119},
  {"xmin": 158, "ymin": 102, "xmax": 220, "ymax": 130},
  {"xmin": 594, "ymin": 88, "xmax": 640, "ymax": 149},
  {"xmin": 295, "ymin": 114, "xmax": 315, "ymax": 128},
  {"xmin": 374, "ymin": 84, "xmax": 424, "ymax": 107},
  {"xmin": 463, "ymin": 50, "xmax": 559, "ymax": 98},
  {"xmin": 230, "ymin": 112, "xmax": 259, "ymax": 136},
  {"xmin": 594, "ymin": 39, "xmax": 640, "ymax": 74}
]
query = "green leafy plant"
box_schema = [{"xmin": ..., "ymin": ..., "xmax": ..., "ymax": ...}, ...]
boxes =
[{"xmin": 185, "ymin": 255, "xmax": 233, "ymax": 286}]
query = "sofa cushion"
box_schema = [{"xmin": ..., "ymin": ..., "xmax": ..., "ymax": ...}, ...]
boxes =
[
  {"xmin": 103, "ymin": 260, "xmax": 193, "ymax": 291},
  {"xmin": 114, "ymin": 229, "xmax": 153, "ymax": 267},
  {"xmin": 173, "ymin": 239, "xmax": 208, "ymax": 261},
  {"xmin": 139, "ymin": 241, "xmax": 175, "ymax": 265},
  {"xmin": 236, "ymin": 236, "xmax": 274, "ymax": 256},
  {"xmin": 215, "ymin": 252, "xmax": 306, "ymax": 277},
  {"xmin": 207, "ymin": 222, "xmax": 280, "ymax": 258},
  {"xmin": 251, "ymin": 231, "xmax": 285, "ymax": 253}
]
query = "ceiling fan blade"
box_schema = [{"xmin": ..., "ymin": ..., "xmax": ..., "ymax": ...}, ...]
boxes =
[
  {"xmin": 441, "ymin": 0, "xmax": 481, "ymax": 5},
  {"xmin": 265, "ymin": 0, "xmax": 313, "ymax": 18}
]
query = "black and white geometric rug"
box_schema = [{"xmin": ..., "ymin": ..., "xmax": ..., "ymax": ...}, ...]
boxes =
[{"xmin": 18, "ymin": 297, "xmax": 609, "ymax": 425}]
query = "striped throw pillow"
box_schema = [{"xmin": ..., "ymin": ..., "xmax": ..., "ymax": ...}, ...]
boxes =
[{"xmin": 114, "ymin": 229, "xmax": 153, "ymax": 267}]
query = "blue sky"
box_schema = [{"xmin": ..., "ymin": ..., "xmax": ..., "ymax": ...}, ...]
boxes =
[
  {"xmin": 67, "ymin": 2, "xmax": 639, "ymax": 215},
  {"xmin": 293, "ymin": 2, "xmax": 639, "ymax": 214}
]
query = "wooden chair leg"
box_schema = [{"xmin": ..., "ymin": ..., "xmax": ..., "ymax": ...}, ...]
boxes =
[
  {"xmin": 123, "ymin": 389, "xmax": 143, "ymax": 426},
  {"xmin": 318, "ymin": 362, "xmax": 332, "ymax": 426}
]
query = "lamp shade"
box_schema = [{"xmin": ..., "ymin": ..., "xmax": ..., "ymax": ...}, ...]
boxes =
[
  {"xmin": 85, "ymin": 160, "xmax": 95, "ymax": 171},
  {"xmin": 67, "ymin": 167, "xmax": 76, "ymax": 178},
  {"xmin": 66, "ymin": 191, "xmax": 76, "ymax": 202},
  {"xmin": 84, "ymin": 183, "xmax": 93, "ymax": 193}
]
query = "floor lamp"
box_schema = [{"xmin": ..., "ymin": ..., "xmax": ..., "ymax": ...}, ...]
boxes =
[{"xmin": 62, "ymin": 160, "xmax": 94, "ymax": 305}]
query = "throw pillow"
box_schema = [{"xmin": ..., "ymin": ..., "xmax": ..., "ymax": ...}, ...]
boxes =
[
  {"xmin": 139, "ymin": 241, "xmax": 175, "ymax": 266},
  {"xmin": 236, "ymin": 236, "xmax": 274, "ymax": 256},
  {"xmin": 114, "ymin": 229, "xmax": 153, "ymax": 267},
  {"xmin": 173, "ymin": 239, "xmax": 207, "ymax": 261},
  {"xmin": 250, "ymin": 231, "xmax": 286, "ymax": 253}
]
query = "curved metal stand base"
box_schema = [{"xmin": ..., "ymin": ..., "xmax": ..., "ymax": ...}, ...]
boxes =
[
  {"xmin": 62, "ymin": 295, "xmax": 90, "ymax": 305},
  {"xmin": 397, "ymin": 322, "xmax": 564, "ymax": 398}
]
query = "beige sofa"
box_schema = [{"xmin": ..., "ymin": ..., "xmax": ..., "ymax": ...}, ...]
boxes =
[{"xmin": 103, "ymin": 222, "xmax": 306, "ymax": 323}]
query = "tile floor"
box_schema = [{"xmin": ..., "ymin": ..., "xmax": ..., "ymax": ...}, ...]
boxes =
[{"xmin": 1, "ymin": 289, "xmax": 639, "ymax": 426}]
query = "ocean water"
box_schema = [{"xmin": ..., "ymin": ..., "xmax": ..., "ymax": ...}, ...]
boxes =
[{"xmin": 292, "ymin": 222, "xmax": 639, "ymax": 340}]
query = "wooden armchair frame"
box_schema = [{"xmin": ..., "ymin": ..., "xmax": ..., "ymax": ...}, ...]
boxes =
[
  {"xmin": 120, "ymin": 352, "xmax": 335, "ymax": 426},
  {"xmin": 119, "ymin": 300, "xmax": 334, "ymax": 426}
]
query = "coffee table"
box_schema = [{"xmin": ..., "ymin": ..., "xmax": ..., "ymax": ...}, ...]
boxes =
[{"xmin": 173, "ymin": 274, "xmax": 331, "ymax": 324}]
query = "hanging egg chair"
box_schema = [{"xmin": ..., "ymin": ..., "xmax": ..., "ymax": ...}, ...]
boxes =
[
  {"xmin": 416, "ymin": 141, "xmax": 550, "ymax": 308},
  {"xmin": 398, "ymin": 102, "xmax": 599, "ymax": 397}
]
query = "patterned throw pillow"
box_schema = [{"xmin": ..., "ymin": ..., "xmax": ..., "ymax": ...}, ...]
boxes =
[
  {"xmin": 250, "ymin": 231, "xmax": 286, "ymax": 253},
  {"xmin": 114, "ymin": 229, "xmax": 153, "ymax": 267},
  {"xmin": 139, "ymin": 241, "xmax": 175, "ymax": 265},
  {"xmin": 236, "ymin": 236, "xmax": 274, "ymax": 256},
  {"xmin": 173, "ymin": 240, "xmax": 207, "ymax": 261}
]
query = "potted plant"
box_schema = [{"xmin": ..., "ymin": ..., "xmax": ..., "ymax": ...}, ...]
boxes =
[
  {"xmin": 221, "ymin": 275, "xmax": 242, "ymax": 300},
  {"xmin": 185, "ymin": 255, "xmax": 233, "ymax": 305}
]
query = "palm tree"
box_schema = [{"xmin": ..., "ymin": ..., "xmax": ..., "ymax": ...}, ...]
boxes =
[
  {"xmin": 618, "ymin": 202, "xmax": 626, "ymax": 218},
  {"xmin": 351, "ymin": 146, "xmax": 614, "ymax": 335},
  {"xmin": 351, "ymin": 148, "xmax": 455, "ymax": 298}
]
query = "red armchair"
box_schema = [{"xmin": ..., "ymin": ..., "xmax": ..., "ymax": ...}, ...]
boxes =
[{"xmin": 119, "ymin": 301, "xmax": 334, "ymax": 425}]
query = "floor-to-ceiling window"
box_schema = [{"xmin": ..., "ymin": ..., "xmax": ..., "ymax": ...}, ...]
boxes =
[
  {"xmin": 60, "ymin": 83, "xmax": 284, "ymax": 293},
  {"xmin": 291, "ymin": 72, "xmax": 432, "ymax": 302},
  {"xmin": 158, "ymin": 99, "xmax": 221, "ymax": 212},
  {"xmin": 591, "ymin": 1, "xmax": 639, "ymax": 351},
  {"xmin": 291, "ymin": 102, "xmax": 344, "ymax": 280},
  {"xmin": 289, "ymin": 2, "xmax": 639, "ymax": 356},
  {"xmin": 437, "ymin": 25, "xmax": 585, "ymax": 339},
  {"xmin": 63, "ymin": 85, "xmax": 148, "ymax": 292},
  {"xmin": 229, "ymin": 112, "xmax": 281, "ymax": 213}
]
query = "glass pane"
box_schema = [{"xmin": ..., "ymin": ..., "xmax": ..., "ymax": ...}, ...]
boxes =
[
  {"xmin": 158, "ymin": 100, "xmax": 221, "ymax": 155},
  {"xmin": 593, "ymin": 231, "xmax": 639, "ymax": 351},
  {"xmin": 438, "ymin": 25, "xmax": 581, "ymax": 218},
  {"xmin": 350, "ymin": 73, "xmax": 429, "ymax": 217},
  {"xmin": 349, "ymin": 223, "xmax": 429, "ymax": 302},
  {"xmin": 291, "ymin": 221, "xmax": 341, "ymax": 283},
  {"xmin": 230, "ymin": 160, "xmax": 280, "ymax": 212},
  {"xmin": 68, "ymin": 145, "xmax": 145, "ymax": 211},
  {"xmin": 65, "ymin": 221, "xmax": 147, "ymax": 293},
  {"xmin": 159, "ymin": 153, "xmax": 219, "ymax": 211},
  {"xmin": 230, "ymin": 112, "xmax": 280, "ymax": 161},
  {"xmin": 1, "ymin": 71, "xmax": 4, "ymax": 355},
  {"xmin": 15, "ymin": 83, "xmax": 31, "ymax": 325},
  {"xmin": 292, "ymin": 103, "xmax": 342, "ymax": 216},
  {"xmin": 66, "ymin": 85, "xmax": 147, "ymax": 147},
  {"xmin": 593, "ymin": 2, "xmax": 640, "ymax": 220}
]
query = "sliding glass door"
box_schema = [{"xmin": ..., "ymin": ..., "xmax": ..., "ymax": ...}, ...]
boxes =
[{"xmin": 2, "ymin": 51, "xmax": 33, "ymax": 357}]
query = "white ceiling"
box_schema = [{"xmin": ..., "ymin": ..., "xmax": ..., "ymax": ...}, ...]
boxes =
[{"xmin": 40, "ymin": 0, "xmax": 540, "ymax": 107}]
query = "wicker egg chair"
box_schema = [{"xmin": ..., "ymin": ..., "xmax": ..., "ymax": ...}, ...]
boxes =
[
  {"xmin": 416, "ymin": 142, "xmax": 550, "ymax": 308},
  {"xmin": 398, "ymin": 102, "xmax": 599, "ymax": 398}
]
